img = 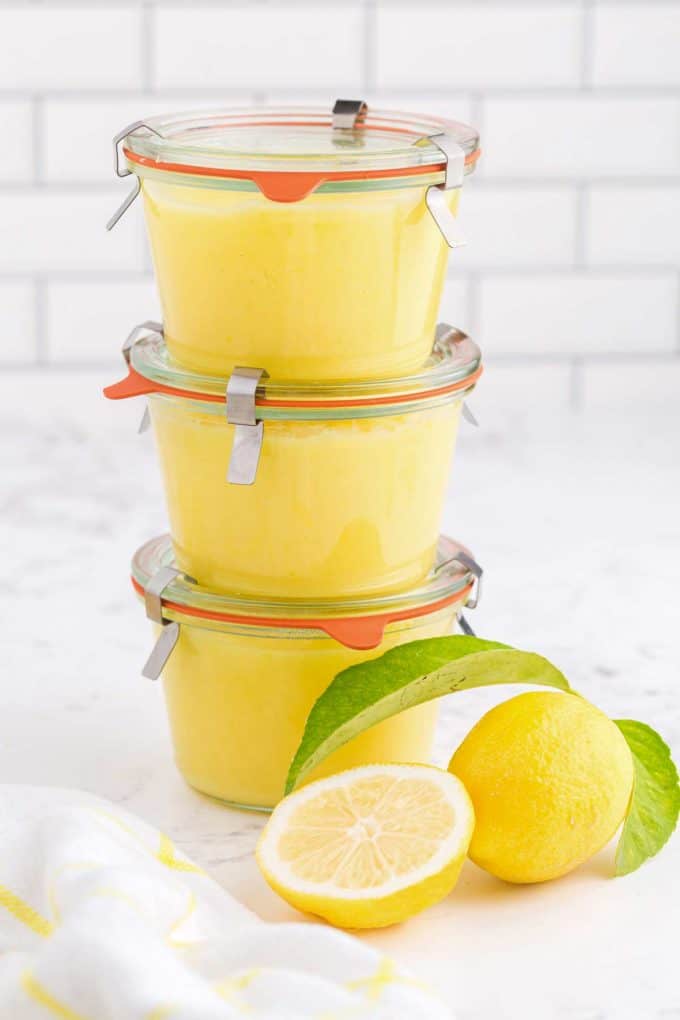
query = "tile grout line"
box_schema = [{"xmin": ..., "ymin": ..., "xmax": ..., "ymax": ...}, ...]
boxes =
[
  {"xmin": 34, "ymin": 276, "xmax": 48, "ymax": 365},
  {"xmin": 4, "ymin": 86, "xmax": 680, "ymax": 100},
  {"xmin": 5, "ymin": 0, "xmax": 677, "ymax": 6},
  {"xmin": 3, "ymin": 266, "xmax": 679, "ymax": 284}
]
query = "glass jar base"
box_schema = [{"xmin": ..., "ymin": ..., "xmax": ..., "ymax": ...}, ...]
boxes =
[{"xmin": 186, "ymin": 779, "xmax": 275, "ymax": 814}]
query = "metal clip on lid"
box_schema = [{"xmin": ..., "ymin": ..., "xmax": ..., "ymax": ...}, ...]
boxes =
[
  {"xmin": 122, "ymin": 320, "xmax": 162, "ymax": 433},
  {"xmin": 444, "ymin": 548, "xmax": 483, "ymax": 635},
  {"xmin": 107, "ymin": 121, "xmax": 163, "ymax": 231},
  {"xmin": 461, "ymin": 403, "xmax": 479, "ymax": 427},
  {"xmin": 142, "ymin": 566, "xmax": 195, "ymax": 680},
  {"xmin": 452, "ymin": 550, "xmax": 483, "ymax": 609},
  {"xmin": 122, "ymin": 320, "xmax": 163, "ymax": 365},
  {"xmin": 332, "ymin": 99, "xmax": 367, "ymax": 130},
  {"xmin": 434, "ymin": 324, "xmax": 480, "ymax": 426},
  {"xmin": 426, "ymin": 133, "xmax": 466, "ymax": 249},
  {"xmin": 435, "ymin": 323, "xmax": 473, "ymax": 348},
  {"xmin": 137, "ymin": 405, "xmax": 151, "ymax": 435},
  {"xmin": 226, "ymin": 367, "xmax": 268, "ymax": 486},
  {"xmin": 434, "ymin": 549, "xmax": 483, "ymax": 612}
]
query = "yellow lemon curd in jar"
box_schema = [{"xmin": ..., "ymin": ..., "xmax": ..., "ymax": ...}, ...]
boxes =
[
  {"xmin": 140, "ymin": 179, "xmax": 460, "ymax": 380},
  {"xmin": 159, "ymin": 607, "xmax": 459, "ymax": 810},
  {"xmin": 148, "ymin": 395, "xmax": 462, "ymax": 598}
]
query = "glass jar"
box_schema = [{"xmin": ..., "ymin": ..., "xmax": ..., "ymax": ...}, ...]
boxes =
[
  {"xmin": 132, "ymin": 533, "xmax": 481, "ymax": 810},
  {"xmin": 106, "ymin": 324, "xmax": 482, "ymax": 598},
  {"xmin": 109, "ymin": 106, "xmax": 480, "ymax": 380}
]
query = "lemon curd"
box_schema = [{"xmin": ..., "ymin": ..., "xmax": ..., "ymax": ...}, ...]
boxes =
[
  {"xmin": 118, "ymin": 107, "xmax": 480, "ymax": 379},
  {"xmin": 159, "ymin": 616, "xmax": 448, "ymax": 810},
  {"xmin": 150, "ymin": 396, "xmax": 462, "ymax": 597},
  {"xmin": 132, "ymin": 535, "xmax": 476, "ymax": 810},
  {"xmin": 141, "ymin": 181, "xmax": 459, "ymax": 379}
]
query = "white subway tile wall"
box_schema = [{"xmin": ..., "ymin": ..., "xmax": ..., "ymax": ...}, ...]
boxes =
[
  {"xmin": 0, "ymin": 0, "xmax": 677, "ymax": 410},
  {"xmin": 591, "ymin": 3, "xmax": 680, "ymax": 86},
  {"xmin": 376, "ymin": 5, "xmax": 583, "ymax": 88},
  {"xmin": 0, "ymin": 8, "xmax": 143, "ymax": 90}
]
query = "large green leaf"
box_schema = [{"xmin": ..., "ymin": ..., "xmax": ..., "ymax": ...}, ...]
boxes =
[
  {"xmin": 614, "ymin": 720, "xmax": 680, "ymax": 876},
  {"xmin": 285, "ymin": 635, "xmax": 571, "ymax": 794}
]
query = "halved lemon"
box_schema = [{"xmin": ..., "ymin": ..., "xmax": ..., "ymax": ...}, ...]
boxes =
[{"xmin": 256, "ymin": 763, "xmax": 475, "ymax": 929}]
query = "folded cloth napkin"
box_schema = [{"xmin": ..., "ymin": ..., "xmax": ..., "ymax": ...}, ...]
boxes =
[{"xmin": 0, "ymin": 786, "xmax": 451, "ymax": 1020}]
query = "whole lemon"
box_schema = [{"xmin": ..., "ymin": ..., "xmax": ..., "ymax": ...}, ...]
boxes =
[{"xmin": 448, "ymin": 691, "xmax": 634, "ymax": 883}]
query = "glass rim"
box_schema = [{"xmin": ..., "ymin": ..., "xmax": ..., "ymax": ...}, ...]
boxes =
[
  {"xmin": 112, "ymin": 326, "xmax": 482, "ymax": 420},
  {"xmin": 123, "ymin": 106, "xmax": 481, "ymax": 182},
  {"xmin": 131, "ymin": 533, "xmax": 474, "ymax": 628}
]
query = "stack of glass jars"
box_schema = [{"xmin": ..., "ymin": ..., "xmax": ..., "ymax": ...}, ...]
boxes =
[{"xmin": 105, "ymin": 102, "xmax": 483, "ymax": 810}]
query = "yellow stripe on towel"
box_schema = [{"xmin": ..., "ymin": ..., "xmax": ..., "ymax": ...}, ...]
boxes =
[
  {"xmin": 156, "ymin": 833, "xmax": 203, "ymax": 874},
  {"xmin": 21, "ymin": 971, "xmax": 89, "ymax": 1020},
  {"xmin": 346, "ymin": 957, "xmax": 428, "ymax": 1001},
  {"xmin": 92, "ymin": 810, "xmax": 203, "ymax": 875},
  {"xmin": 0, "ymin": 884, "xmax": 53, "ymax": 937}
]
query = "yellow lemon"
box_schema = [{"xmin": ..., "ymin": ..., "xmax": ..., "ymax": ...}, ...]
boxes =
[
  {"xmin": 449, "ymin": 691, "xmax": 634, "ymax": 883},
  {"xmin": 256, "ymin": 763, "xmax": 475, "ymax": 929}
]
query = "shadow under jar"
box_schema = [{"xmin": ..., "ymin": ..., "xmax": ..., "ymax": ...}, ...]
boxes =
[
  {"xmin": 109, "ymin": 104, "xmax": 480, "ymax": 380},
  {"xmin": 132, "ymin": 532, "xmax": 481, "ymax": 811},
  {"xmin": 106, "ymin": 324, "xmax": 482, "ymax": 599}
]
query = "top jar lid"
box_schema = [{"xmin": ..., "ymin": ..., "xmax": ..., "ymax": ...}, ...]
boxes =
[{"xmin": 122, "ymin": 106, "xmax": 480, "ymax": 182}]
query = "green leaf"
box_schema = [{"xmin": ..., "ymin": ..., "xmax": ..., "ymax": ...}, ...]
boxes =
[
  {"xmin": 614, "ymin": 719, "xmax": 680, "ymax": 876},
  {"xmin": 285, "ymin": 635, "xmax": 571, "ymax": 794}
]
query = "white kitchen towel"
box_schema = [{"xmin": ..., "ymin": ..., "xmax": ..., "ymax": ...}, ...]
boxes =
[{"xmin": 0, "ymin": 786, "xmax": 451, "ymax": 1020}]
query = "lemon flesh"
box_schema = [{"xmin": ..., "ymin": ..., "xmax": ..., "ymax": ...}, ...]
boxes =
[
  {"xmin": 449, "ymin": 691, "xmax": 634, "ymax": 884},
  {"xmin": 256, "ymin": 763, "xmax": 475, "ymax": 929}
]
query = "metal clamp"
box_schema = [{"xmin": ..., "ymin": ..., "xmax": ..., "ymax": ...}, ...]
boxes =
[
  {"xmin": 425, "ymin": 133, "xmax": 466, "ymax": 248},
  {"xmin": 142, "ymin": 566, "xmax": 195, "ymax": 680},
  {"xmin": 434, "ymin": 324, "xmax": 481, "ymax": 428},
  {"xmin": 137, "ymin": 405, "xmax": 151, "ymax": 435},
  {"xmin": 453, "ymin": 551, "xmax": 483, "ymax": 609},
  {"xmin": 226, "ymin": 367, "xmax": 268, "ymax": 486},
  {"xmin": 332, "ymin": 99, "xmax": 367, "ymax": 130},
  {"xmin": 107, "ymin": 121, "xmax": 163, "ymax": 232},
  {"xmin": 461, "ymin": 403, "xmax": 479, "ymax": 427},
  {"xmin": 457, "ymin": 613, "xmax": 476, "ymax": 637},
  {"xmin": 122, "ymin": 320, "xmax": 163, "ymax": 434},
  {"xmin": 436, "ymin": 550, "xmax": 483, "ymax": 610},
  {"xmin": 122, "ymin": 320, "xmax": 163, "ymax": 365},
  {"xmin": 435, "ymin": 322, "xmax": 481, "ymax": 367}
]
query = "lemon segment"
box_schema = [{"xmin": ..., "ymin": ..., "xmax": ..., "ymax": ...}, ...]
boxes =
[
  {"xmin": 449, "ymin": 691, "xmax": 635, "ymax": 884},
  {"xmin": 256, "ymin": 763, "xmax": 475, "ymax": 929}
]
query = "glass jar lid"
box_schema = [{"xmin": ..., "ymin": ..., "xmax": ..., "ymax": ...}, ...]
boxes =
[
  {"xmin": 104, "ymin": 323, "xmax": 482, "ymax": 421},
  {"xmin": 122, "ymin": 106, "xmax": 480, "ymax": 201},
  {"xmin": 132, "ymin": 533, "xmax": 479, "ymax": 650}
]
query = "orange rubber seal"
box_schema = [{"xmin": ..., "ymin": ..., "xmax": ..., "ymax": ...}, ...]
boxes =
[
  {"xmin": 104, "ymin": 364, "xmax": 482, "ymax": 410},
  {"xmin": 123, "ymin": 141, "xmax": 481, "ymax": 203},
  {"xmin": 131, "ymin": 575, "xmax": 472, "ymax": 651}
]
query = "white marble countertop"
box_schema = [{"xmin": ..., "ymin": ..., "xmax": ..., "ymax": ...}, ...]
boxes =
[{"xmin": 1, "ymin": 367, "xmax": 679, "ymax": 1019}]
